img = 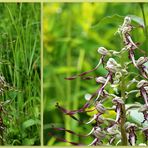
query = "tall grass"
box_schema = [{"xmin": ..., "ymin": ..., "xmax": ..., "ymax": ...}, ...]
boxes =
[{"xmin": 0, "ymin": 3, "xmax": 40, "ymax": 145}]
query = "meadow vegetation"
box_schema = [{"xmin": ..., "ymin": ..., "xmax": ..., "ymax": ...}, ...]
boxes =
[{"xmin": 0, "ymin": 3, "xmax": 40, "ymax": 145}]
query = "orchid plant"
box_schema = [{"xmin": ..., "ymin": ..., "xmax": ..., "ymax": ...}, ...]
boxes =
[{"xmin": 52, "ymin": 16, "xmax": 148, "ymax": 146}]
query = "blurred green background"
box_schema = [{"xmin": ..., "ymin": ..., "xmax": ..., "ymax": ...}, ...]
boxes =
[
  {"xmin": 43, "ymin": 3, "xmax": 148, "ymax": 145},
  {"xmin": 0, "ymin": 3, "xmax": 40, "ymax": 145}
]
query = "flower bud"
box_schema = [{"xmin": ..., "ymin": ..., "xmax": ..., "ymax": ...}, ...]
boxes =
[
  {"xmin": 106, "ymin": 58, "xmax": 121, "ymax": 73},
  {"xmin": 107, "ymin": 124, "xmax": 119, "ymax": 135},
  {"xmin": 112, "ymin": 97, "xmax": 124, "ymax": 104},
  {"xmin": 137, "ymin": 80, "xmax": 148, "ymax": 88},
  {"xmin": 136, "ymin": 57, "xmax": 148, "ymax": 67},
  {"xmin": 107, "ymin": 58, "xmax": 118, "ymax": 66},
  {"xmin": 96, "ymin": 77, "xmax": 106, "ymax": 84},
  {"xmin": 96, "ymin": 115, "xmax": 104, "ymax": 123},
  {"xmin": 124, "ymin": 16, "xmax": 131, "ymax": 24},
  {"xmin": 84, "ymin": 93, "xmax": 92, "ymax": 101},
  {"xmin": 97, "ymin": 47, "xmax": 109, "ymax": 55},
  {"xmin": 93, "ymin": 127, "xmax": 105, "ymax": 139},
  {"xmin": 96, "ymin": 102, "xmax": 106, "ymax": 113}
]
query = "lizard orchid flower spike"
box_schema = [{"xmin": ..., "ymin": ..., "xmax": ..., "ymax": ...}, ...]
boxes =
[{"xmin": 51, "ymin": 16, "xmax": 148, "ymax": 146}]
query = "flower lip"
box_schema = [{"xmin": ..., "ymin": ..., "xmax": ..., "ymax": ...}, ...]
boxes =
[
  {"xmin": 112, "ymin": 97, "xmax": 124, "ymax": 104},
  {"xmin": 125, "ymin": 122, "xmax": 137, "ymax": 130}
]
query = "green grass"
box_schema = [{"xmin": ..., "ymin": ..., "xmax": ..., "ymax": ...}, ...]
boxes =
[{"xmin": 0, "ymin": 3, "xmax": 40, "ymax": 145}]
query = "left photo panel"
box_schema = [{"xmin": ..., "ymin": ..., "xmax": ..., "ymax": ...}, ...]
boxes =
[{"xmin": 0, "ymin": 3, "xmax": 40, "ymax": 145}]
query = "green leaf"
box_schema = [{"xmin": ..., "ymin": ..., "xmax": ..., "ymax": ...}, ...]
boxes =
[
  {"xmin": 22, "ymin": 138, "xmax": 35, "ymax": 145},
  {"xmin": 129, "ymin": 15, "xmax": 145, "ymax": 27},
  {"xmin": 90, "ymin": 14, "xmax": 124, "ymax": 30},
  {"xmin": 128, "ymin": 108, "xmax": 148, "ymax": 127},
  {"xmin": 22, "ymin": 119, "xmax": 40, "ymax": 130}
]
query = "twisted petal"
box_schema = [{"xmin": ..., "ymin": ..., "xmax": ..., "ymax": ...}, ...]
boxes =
[
  {"xmin": 95, "ymin": 73, "xmax": 112, "ymax": 101},
  {"xmin": 86, "ymin": 113, "xmax": 100, "ymax": 124},
  {"xmin": 129, "ymin": 50, "xmax": 138, "ymax": 68},
  {"xmin": 48, "ymin": 132, "xmax": 83, "ymax": 145},
  {"xmin": 88, "ymin": 138, "xmax": 98, "ymax": 146},
  {"xmin": 141, "ymin": 88, "xmax": 148, "ymax": 107},
  {"xmin": 65, "ymin": 57, "xmax": 103, "ymax": 80},
  {"xmin": 115, "ymin": 105, "xmax": 121, "ymax": 123},
  {"xmin": 51, "ymin": 126, "xmax": 88, "ymax": 137}
]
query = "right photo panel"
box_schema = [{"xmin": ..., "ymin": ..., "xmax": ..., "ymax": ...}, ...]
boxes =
[{"xmin": 43, "ymin": 3, "xmax": 148, "ymax": 146}]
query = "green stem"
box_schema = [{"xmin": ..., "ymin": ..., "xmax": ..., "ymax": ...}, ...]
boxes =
[
  {"xmin": 140, "ymin": 3, "xmax": 148, "ymax": 55},
  {"xmin": 65, "ymin": 11, "xmax": 72, "ymax": 145},
  {"xmin": 120, "ymin": 53, "xmax": 128, "ymax": 145},
  {"xmin": 65, "ymin": 47, "xmax": 72, "ymax": 145},
  {"xmin": 72, "ymin": 49, "xmax": 85, "ymax": 142}
]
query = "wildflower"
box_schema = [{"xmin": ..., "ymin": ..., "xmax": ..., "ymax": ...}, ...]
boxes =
[
  {"xmin": 126, "ymin": 122, "xmax": 137, "ymax": 146},
  {"xmin": 107, "ymin": 124, "xmax": 119, "ymax": 135},
  {"xmin": 137, "ymin": 80, "xmax": 148, "ymax": 106},
  {"xmin": 95, "ymin": 102, "xmax": 106, "ymax": 114},
  {"xmin": 136, "ymin": 57, "xmax": 148, "ymax": 67},
  {"xmin": 106, "ymin": 58, "xmax": 121, "ymax": 73},
  {"xmin": 96, "ymin": 77, "xmax": 107, "ymax": 84},
  {"xmin": 112, "ymin": 97, "xmax": 124, "ymax": 123},
  {"xmin": 98, "ymin": 47, "xmax": 110, "ymax": 56}
]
